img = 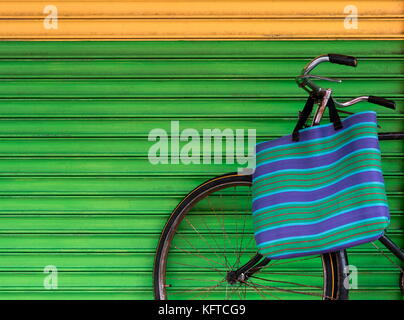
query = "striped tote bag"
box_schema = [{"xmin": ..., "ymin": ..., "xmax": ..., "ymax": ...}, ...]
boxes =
[{"xmin": 252, "ymin": 111, "xmax": 390, "ymax": 260}]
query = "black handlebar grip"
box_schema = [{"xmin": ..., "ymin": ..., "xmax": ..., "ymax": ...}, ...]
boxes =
[
  {"xmin": 368, "ymin": 96, "xmax": 396, "ymax": 110},
  {"xmin": 328, "ymin": 54, "xmax": 358, "ymax": 67}
]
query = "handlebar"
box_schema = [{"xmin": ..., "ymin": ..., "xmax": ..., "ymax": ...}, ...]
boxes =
[
  {"xmin": 328, "ymin": 54, "xmax": 357, "ymax": 67},
  {"xmin": 296, "ymin": 54, "xmax": 395, "ymax": 110},
  {"xmin": 368, "ymin": 96, "xmax": 396, "ymax": 109}
]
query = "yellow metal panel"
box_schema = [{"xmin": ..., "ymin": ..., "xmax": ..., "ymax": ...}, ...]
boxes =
[
  {"xmin": 0, "ymin": 18, "xmax": 401, "ymax": 40},
  {"xmin": 0, "ymin": 1, "xmax": 402, "ymax": 18},
  {"xmin": 0, "ymin": 0, "xmax": 402, "ymax": 40}
]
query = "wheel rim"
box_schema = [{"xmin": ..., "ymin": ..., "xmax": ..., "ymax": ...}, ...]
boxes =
[{"xmin": 155, "ymin": 179, "xmax": 339, "ymax": 300}]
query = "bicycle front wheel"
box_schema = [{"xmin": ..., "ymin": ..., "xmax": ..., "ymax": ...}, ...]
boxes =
[{"xmin": 154, "ymin": 173, "xmax": 349, "ymax": 300}]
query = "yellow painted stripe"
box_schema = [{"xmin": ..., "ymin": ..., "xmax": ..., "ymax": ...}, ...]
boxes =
[
  {"xmin": 0, "ymin": 1, "xmax": 402, "ymax": 18},
  {"xmin": 0, "ymin": 19, "xmax": 402, "ymax": 40},
  {"xmin": 0, "ymin": 0, "xmax": 402, "ymax": 40}
]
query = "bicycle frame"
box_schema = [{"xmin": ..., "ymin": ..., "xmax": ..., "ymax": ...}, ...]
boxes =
[
  {"xmin": 232, "ymin": 55, "xmax": 404, "ymax": 283},
  {"xmin": 232, "ymin": 117, "xmax": 404, "ymax": 284}
]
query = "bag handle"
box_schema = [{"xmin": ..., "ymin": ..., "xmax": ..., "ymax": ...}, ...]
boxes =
[
  {"xmin": 327, "ymin": 96, "xmax": 343, "ymax": 130},
  {"xmin": 292, "ymin": 95, "xmax": 315, "ymax": 141},
  {"xmin": 292, "ymin": 95, "xmax": 343, "ymax": 142}
]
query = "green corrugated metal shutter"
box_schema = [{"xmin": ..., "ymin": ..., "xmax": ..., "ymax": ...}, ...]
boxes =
[{"xmin": 0, "ymin": 41, "xmax": 402, "ymax": 299}]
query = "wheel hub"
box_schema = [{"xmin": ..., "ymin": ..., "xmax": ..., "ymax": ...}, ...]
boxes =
[{"xmin": 226, "ymin": 270, "xmax": 246, "ymax": 285}]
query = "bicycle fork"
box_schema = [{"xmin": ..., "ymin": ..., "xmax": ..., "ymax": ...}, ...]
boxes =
[
  {"xmin": 379, "ymin": 234, "xmax": 404, "ymax": 262},
  {"xmin": 226, "ymin": 253, "xmax": 271, "ymax": 284}
]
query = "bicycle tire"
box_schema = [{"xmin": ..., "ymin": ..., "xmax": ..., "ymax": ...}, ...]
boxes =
[{"xmin": 154, "ymin": 172, "xmax": 349, "ymax": 300}]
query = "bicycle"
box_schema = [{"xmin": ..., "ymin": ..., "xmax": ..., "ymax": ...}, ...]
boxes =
[{"xmin": 153, "ymin": 54, "xmax": 404, "ymax": 300}]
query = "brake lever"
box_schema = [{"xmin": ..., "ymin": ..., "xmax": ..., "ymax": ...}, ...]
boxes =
[{"xmin": 296, "ymin": 74, "xmax": 343, "ymax": 84}]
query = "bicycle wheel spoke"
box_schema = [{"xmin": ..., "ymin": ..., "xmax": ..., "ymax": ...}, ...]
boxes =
[
  {"xmin": 243, "ymin": 281, "xmax": 268, "ymax": 300},
  {"xmin": 207, "ymin": 195, "xmax": 232, "ymax": 268},
  {"xmin": 227, "ymin": 284, "xmax": 240, "ymax": 300},
  {"xmin": 190, "ymin": 281, "xmax": 226, "ymax": 300},
  {"xmin": 250, "ymin": 275, "xmax": 322, "ymax": 289},
  {"xmin": 169, "ymin": 281, "xmax": 225, "ymax": 297},
  {"xmin": 219, "ymin": 193, "xmax": 236, "ymax": 264},
  {"xmin": 232, "ymin": 188, "xmax": 241, "ymax": 267},
  {"xmin": 170, "ymin": 261, "xmax": 225, "ymax": 274},
  {"xmin": 269, "ymin": 255, "xmax": 321, "ymax": 267},
  {"xmin": 234, "ymin": 236, "xmax": 256, "ymax": 268},
  {"xmin": 198, "ymin": 214, "xmax": 232, "ymax": 269},
  {"xmin": 259, "ymin": 271, "xmax": 322, "ymax": 278},
  {"xmin": 175, "ymin": 233, "xmax": 227, "ymax": 268},
  {"xmin": 247, "ymin": 279, "xmax": 325, "ymax": 298},
  {"xmin": 184, "ymin": 216, "xmax": 226, "ymax": 266},
  {"xmin": 243, "ymin": 280, "xmax": 281, "ymax": 300},
  {"xmin": 173, "ymin": 244, "xmax": 227, "ymax": 270},
  {"xmin": 165, "ymin": 276, "xmax": 224, "ymax": 283},
  {"xmin": 233, "ymin": 188, "xmax": 251, "ymax": 268},
  {"xmin": 232, "ymin": 187, "xmax": 249, "ymax": 268}
]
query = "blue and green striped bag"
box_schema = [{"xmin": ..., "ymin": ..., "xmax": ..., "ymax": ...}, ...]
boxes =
[{"xmin": 252, "ymin": 111, "xmax": 390, "ymax": 260}]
